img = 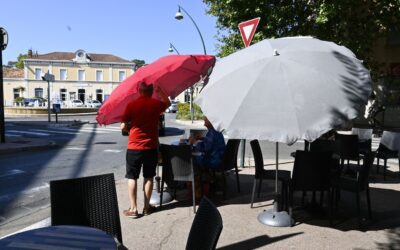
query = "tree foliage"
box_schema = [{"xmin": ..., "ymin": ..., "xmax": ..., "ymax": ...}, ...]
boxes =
[
  {"xmin": 16, "ymin": 53, "xmax": 28, "ymax": 69},
  {"xmin": 203, "ymin": 0, "xmax": 400, "ymax": 77},
  {"xmin": 132, "ymin": 59, "xmax": 146, "ymax": 70}
]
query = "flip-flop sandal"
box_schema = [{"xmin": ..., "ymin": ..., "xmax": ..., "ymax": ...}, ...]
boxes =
[
  {"xmin": 143, "ymin": 205, "xmax": 156, "ymax": 216},
  {"xmin": 123, "ymin": 208, "xmax": 139, "ymax": 218}
]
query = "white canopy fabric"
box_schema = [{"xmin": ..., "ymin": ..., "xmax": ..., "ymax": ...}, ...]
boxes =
[{"xmin": 196, "ymin": 36, "xmax": 372, "ymax": 144}]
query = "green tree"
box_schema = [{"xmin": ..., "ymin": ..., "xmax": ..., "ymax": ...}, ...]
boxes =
[
  {"xmin": 203, "ymin": 0, "xmax": 400, "ymax": 78},
  {"xmin": 16, "ymin": 53, "xmax": 28, "ymax": 69},
  {"xmin": 132, "ymin": 59, "xmax": 146, "ymax": 70}
]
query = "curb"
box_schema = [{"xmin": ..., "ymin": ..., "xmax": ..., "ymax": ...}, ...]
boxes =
[
  {"xmin": 47, "ymin": 121, "xmax": 89, "ymax": 128},
  {"xmin": 175, "ymin": 119, "xmax": 204, "ymax": 128},
  {"xmin": 0, "ymin": 141, "xmax": 58, "ymax": 156}
]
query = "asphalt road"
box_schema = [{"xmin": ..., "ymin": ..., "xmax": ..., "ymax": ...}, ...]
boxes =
[{"xmin": 0, "ymin": 113, "xmax": 304, "ymax": 237}]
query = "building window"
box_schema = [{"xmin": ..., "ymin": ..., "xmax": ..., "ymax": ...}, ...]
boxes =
[
  {"xmin": 35, "ymin": 68, "xmax": 42, "ymax": 80},
  {"xmin": 35, "ymin": 88, "xmax": 43, "ymax": 98},
  {"xmin": 119, "ymin": 71, "xmax": 126, "ymax": 82},
  {"xmin": 13, "ymin": 88, "xmax": 20, "ymax": 99},
  {"xmin": 96, "ymin": 89, "xmax": 103, "ymax": 102},
  {"xmin": 60, "ymin": 69, "xmax": 67, "ymax": 80},
  {"xmin": 78, "ymin": 70, "xmax": 85, "ymax": 81},
  {"xmin": 60, "ymin": 88, "xmax": 67, "ymax": 101},
  {"xmin": 96, "ymin": 70, "xmax": 103, "ymax": 81}
]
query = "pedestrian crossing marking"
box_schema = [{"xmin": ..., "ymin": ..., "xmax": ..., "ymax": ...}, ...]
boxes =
[
  {"xmin": 104, "ymin": 149, "xmax": 122, "ymax": 153},
  {"xmin": 5, "ymin": 133, "xmax": 22, "ymax": 137},
  {"xmin": 7, "ymin": 130, "xmax": 50, "ymax": 136},
  {"xmin": 30, "ymin": 129, "xmax": 79, "ymax": 135},
  {"xmin": 66, "ymin": 147, "xmax": 87, "ymax": 150}
]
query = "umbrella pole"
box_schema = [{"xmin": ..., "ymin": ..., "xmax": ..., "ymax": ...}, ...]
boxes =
[
  {"xmin": 275, "ymin": 142, "xmax": 278, "ymax": 194},
  {"xmin": 257, "ymin": 141, "xmax": 293, "ymax": 227}
]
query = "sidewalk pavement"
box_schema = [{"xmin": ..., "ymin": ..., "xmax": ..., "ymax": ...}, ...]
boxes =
[
  {"xmin": 1, "ymin": 119, "xmax": 400, "ymax": 249},
  {"xmin": 117, "ymin": 163, "xmax": 400, "ymax": 249}
]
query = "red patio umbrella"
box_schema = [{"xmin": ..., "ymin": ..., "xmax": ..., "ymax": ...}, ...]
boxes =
[{"xmin": 96, "ymin": 54, "xmax": 215, "ymax": 125}]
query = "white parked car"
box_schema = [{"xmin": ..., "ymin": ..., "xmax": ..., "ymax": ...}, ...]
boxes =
[
  {"xmin": 70, "ymin": 99, "xmax": 84, "ymax": 107},
  {"xmin": 86, "ymin": 100, "xmax": 102, "ymax": 108},
  {"xmin": 166, "ymin": 101, "xmax": 178, "ymax": 113}
]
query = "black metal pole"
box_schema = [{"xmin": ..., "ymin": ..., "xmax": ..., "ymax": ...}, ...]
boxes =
[
  {"xmin": 47, "ymin": 80, "xmax": 51, "ymax": 122},
  {"xmin": 0, "ymin": 33, "xmax": 5, "ymax": 143}
]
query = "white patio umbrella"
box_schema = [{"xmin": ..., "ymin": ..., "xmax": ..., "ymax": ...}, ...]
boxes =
[{"xmin": 195, "ymin": 36, "xmax": 372, "ymax": 227}]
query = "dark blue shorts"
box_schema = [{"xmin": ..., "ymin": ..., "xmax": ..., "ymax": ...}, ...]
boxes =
[{"xmin": 126, "ymin": 149, "xmax": 158, "ymax": 179}]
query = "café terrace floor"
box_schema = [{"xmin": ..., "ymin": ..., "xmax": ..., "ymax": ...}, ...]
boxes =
[{"xmin": 117, "ymin": 159, "xmax": 400, "ymax": 249}]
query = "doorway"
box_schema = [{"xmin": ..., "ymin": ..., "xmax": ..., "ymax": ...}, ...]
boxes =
[{"xmin": 78, "ymin": 89, "xmax": 85, "ymax": 103}]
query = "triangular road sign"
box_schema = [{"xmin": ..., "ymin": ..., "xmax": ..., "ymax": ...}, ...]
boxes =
[{"xmin": 238, "ymin": 17, "xmax": 260, "ymax": 47}]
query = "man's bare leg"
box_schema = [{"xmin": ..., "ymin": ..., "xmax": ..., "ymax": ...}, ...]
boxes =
[
  {"xmin": 143, "ymin": 177, "xmax": 154, "ymax": 210},
  {"xmin": 128, "ymin": 179, "xmax": 138, "ymax": 212}
]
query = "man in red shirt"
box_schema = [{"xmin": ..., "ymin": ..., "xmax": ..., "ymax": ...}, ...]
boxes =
[{"xmin": 121, "ymin": 82, "xmax": 170, "ymax": 218}]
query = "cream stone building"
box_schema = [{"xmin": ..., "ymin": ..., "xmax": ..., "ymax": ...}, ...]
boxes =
[{"xmin": 3, "ymin": 49, "xmax": 135, "ymax": 106}]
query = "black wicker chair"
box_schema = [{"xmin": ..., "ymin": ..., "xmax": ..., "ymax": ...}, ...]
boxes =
[
  {"xmin": 186, "ymin": 197, "xmax": 223, "ymax": 250},
  {"xmin": 376, "ymin": 143, "xmax": 399, "ymax": 180},
  {"xmin": 330, "ymin": 153, "xmax": 375, "ymax": 228},
  {"xmin": 336, "ymin": 134, "xmax": 361, "ymax": 169},
  {"xmin": 290, "ymin": 150, "xmax": 334, "ymax": 225},
  {"xmin": 211, "ymin": 139, "xmax": 241, "ymax": 198},
  {"xmin": 250, "ymin": 139, "xmax": 291, "ymax": 211},
  {"xmin": 159, "ymin": 144, "xmax": 196, "ymax": 213},
  {"xmin": 50, "ymin": 173, "xmax": 123, "ymax": 246}
]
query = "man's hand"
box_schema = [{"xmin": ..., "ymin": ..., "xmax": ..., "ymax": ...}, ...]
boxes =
[
  {"xmin": 120, "ymin": 122, "xmax": 128, "ymax": 132},
  {"xmin": 155, "ymin": 85, "xmax": 171, "ymax": 107}
]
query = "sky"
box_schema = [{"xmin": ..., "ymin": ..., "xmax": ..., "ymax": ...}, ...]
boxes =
[{"xmin": 0, "ymin": 0, "xmax": 220, "ymax": 65}]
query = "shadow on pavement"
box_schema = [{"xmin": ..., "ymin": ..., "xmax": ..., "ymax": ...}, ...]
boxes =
[
  {"xmin": 0, "ymin": 121, "xmax": 108, "ymax": 229},
  {"xmin": 217, "ymin": 233, "xmax": 303, "ymax": 250}
]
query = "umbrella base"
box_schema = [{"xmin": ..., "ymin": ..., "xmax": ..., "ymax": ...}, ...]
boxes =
[
  {"xmin": 257, "ymin": 209, "xmax": 293, "ymax": 227},
  {"xmin": 258, "ymin": 199, "xmax": 293, "ymax": 227},
  {"xmin": 149, "ymin": 191, "xmax": 173, "ymax": 206}
]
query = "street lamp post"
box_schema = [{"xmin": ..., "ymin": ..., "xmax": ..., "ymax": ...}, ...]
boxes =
[
  {"xmin": 168, "ymin": 43, "xmax": 180, "ymax": 55},
  {"xmin": 0, "ymin": 27, "xmax": 9, "ymax": 143},
  {"xmin": 42, "ymin": 71, "xmax": 55, "ymax": 122},
  {"xmin": 175, "ymin": 5, "xmax": 207, "ymax": 123},
  {"xmin": 175, "ymin": 5, "xmax": 207, "ymax": 55}
]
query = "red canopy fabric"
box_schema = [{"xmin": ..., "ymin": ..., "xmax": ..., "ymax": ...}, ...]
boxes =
[{"xmin": 96, "ymin": 54, "xmax": 215, "ymax": 125}]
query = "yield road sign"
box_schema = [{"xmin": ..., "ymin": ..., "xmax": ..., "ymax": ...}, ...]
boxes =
[{"xmin": 238, "ymin": 17, "xmax": 260, "ymax": 47}]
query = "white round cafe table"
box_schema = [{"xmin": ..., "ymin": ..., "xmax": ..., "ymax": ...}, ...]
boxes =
[
  {"xmin": 380, "ymin": 131, "xmax": 400, "ymax": 152},
  {"xmin": 0, "ymin": 225, "xmax": 116, "ymax": 250}
]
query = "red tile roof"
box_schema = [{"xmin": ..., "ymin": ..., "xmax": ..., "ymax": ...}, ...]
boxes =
[
  {"xmin": 3, "ymin": 67, "xmax": 24, "ymax": 78},
  {"xmin": 27, "ymin": 52, "xmax": 131, "ymax": 63}
]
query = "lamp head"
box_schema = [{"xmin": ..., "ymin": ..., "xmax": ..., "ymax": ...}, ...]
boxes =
[
  {"xmin": 175, "ymin": 7, "xmax": 183, "ymax": 20},
  {"xmin": 0, "ymin": 27, "xmax": 8, "ymax": 51},
  {"xmin": 168, "ymin": 45, "xmax": 174, "ymax": 53}
]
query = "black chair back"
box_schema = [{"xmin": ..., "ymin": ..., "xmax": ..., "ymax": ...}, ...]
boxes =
[
  {"xmin": 336, "ymin": 134, "xmax": 359, "ymax": 160},
  {"xmin": 50, "ymin": 173, "xmax": 123, "ymax": 245},
  {"xmin": 162, "ymin": 144, "xmax": 193, "ymax": 181},
  {"xmin": 310, "ymin": 139, "xmax": 338, "ymax": 154},
  {"xmin": 292, "ymin": 150, "xmax": 332, "ymax": 191},
  {"xmin": 250, "ymin": 140, "xmax": 264, "ymax": 178},
  {"xmin": 160, "ymin": 144, "xmax": 196, "ymax": 213},
  {"xmin": 222, "ymin": 139, "xmax": 240, "ymax": 171},
  {"xmin": 186, "ymin": 197, "xmax": 223, "ymax": 250}
]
